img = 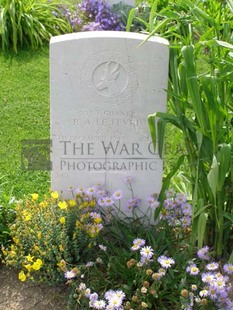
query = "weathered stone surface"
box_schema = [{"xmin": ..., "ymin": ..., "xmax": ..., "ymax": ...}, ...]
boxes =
[{"xmin": 50, "ymin": 31, "xmax": 169, "ymax": 214}]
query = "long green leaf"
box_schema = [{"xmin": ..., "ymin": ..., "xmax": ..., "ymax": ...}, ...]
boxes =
[
  {"xmin": 217, "ymin": 144, "xmax": 232, "ymax": 191},
  {"xmin": 158, "ymin": 155, "xmax": 185, "ymax": 203},
  {"xmin": 197, "ymin": 212, "xmax": 208, "ymax": 249},
  {"xmin": 138, "ymin": 18, "xmax": 171, "ymax": 47},
  {"xmin": 182, "ymin": 45, "xmax": 206, "ymax": 130},
  {"xmin": 227, "ymin": 0, "xmax": 233, "ymax": 12},
  {"xmin": 126, "ymin": 8, "xmax": 135, "ymax": 32},
  {"xmin": 157, "ymin": 118, "xmax": 167, "ymax": 158},
  {"xmin": 149, "ymin": 0, "xmax": 158, "ymax": 32},
  {"xmin": 216, "ymin": 40, "xmax": 233, "ymax": 50},
  {"xmin": 148, "ymin": 112, "xmax": 182, "ymax": 152},
  {"xmin": 148, "ymin": 113, "xmax": 157, "ymax": 152},
  {"xmin": 207, "ymin": 155, "xmax": 219, "ymax": 202}
]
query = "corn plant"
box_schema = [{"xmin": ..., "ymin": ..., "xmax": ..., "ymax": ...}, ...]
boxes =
[
  {"xmin": 0, "ymin": 0, "xmax": 72, "ymax": 53},
  {"xmin": 148, "ymin": 0, "xmax": 233, "ymax": 259}
]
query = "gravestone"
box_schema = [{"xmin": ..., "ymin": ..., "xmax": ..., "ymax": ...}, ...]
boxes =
[{"xmin": 50, "ymin": 31, "xmax": 169, "ymax": 214}]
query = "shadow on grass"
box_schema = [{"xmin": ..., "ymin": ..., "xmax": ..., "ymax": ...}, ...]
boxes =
[{"xmin": 0, "ymin": 44, "xmax": 49, "ymax": 65}]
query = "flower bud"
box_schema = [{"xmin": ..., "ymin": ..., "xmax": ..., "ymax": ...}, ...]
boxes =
[
  {"xmin": 146, "ymin": 269, "xmax": 153, "ymax": 276},
  {"xmin": 141, "ymin": 286, "xmax": 147, "ymax": 294},
  {"xmin": 181, "ymin": 289, "xmax": 189, "ymax": 298},
  {"xmin": 141, "ymin": 301, "xmax": 148, "ymax": 308},
  {"xmin": 143, "ymin": 281, "xmax": 150, "ymax": 287}
]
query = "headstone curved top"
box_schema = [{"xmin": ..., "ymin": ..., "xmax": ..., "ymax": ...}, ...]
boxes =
[{"xmin": 50, "ymin": 31, "xmax": 169, "ymax": 215}]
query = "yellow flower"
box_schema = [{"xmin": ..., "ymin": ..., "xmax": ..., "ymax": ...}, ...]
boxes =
[
  {"xmin": 26, "ymin": 254, "xmax": 34, "ymax": 262},
  {"xmin": 32, "ymin": 259, "xmax": 43, "ymax": 270},
  {"xmin": 68, "ymin": 199, "xmax": 76, "ymax": 207},
  {"xmin": 89, "ymin": 199, "xmax": 96, "ymax": 207},
  {"xmin": 59, "ymin": 217, "xmax": 66, "ymax": 224},
  {"xmin": 1, "ymin": 248, "xmax": 7, "ymax": 256},
  {"xmin": 37, "ymin": 232, "xmax": 42, "ymax": 239},
  {"xmin": 18, "ymin": 271, "xmax": 26, "ymax": 282},
  {"xmin": 23, "ymin": 210, "xmax": 31, "ymax": 221},
  {"xmin": 58, "ymin": 201, "xmax": 67, "ymax": 210},
  {"xmin": 94, "ymin": 217, "xmax": 102, "ymax": 224},
  {"xmin": 80, "ymin": 201, "xmax": 88, "ymax": 209},
  {"xmin": 39, "ymin": 201, "xmax": 48, "ymax": 208},
  {"xmin": 33, "ymin": 245, "xmax": 39, "ymax": 252},
  {"xmin": 75, "ymin": 220, "xmax": 81, "ymax": 228},
  {"xmin": 51, "ymin": 191, "xmax": 59, "ymax": 199},
  {"xmin": 13, "ymin": 237, "xmax": 20, "ymax": 244},
  {"xmin": 57, "ymin": 260, "xmax": 66, "ymax": 270},
  {"xmin": 31, "ymin": 193, "xmax": 39, "ymax": 201},
  {"xmin": 59, "ymin": 244, "xmax": 64, "ymax": 252},
  {"xmin": 24, "ymin": 264, "xmax": 32, "ymax": 272},
  {"xmin": 25, "ymin": 214, "xmax": 31, "ymax": 221}
]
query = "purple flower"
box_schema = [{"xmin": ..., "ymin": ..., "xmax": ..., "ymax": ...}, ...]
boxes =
[
  {"xmin": 186, "ymin": 264, "xmax": 200, "ymax": 275},
  {"xmin": 164, "ymin": 198, "xmax": 176, "ymax": 210},
  {"xmin": 165, "ymin": 188, "xmax": 176, "ymax": 198},
  {"xmin": 174, "ymin": 193, "xmax": 186, "ymax": 204},
  {"xmin": 140, "ymin": 246, "xmax": 154, "ymax": 259},
  {"xmin": 111, "ymin": 190, "xmax": 123, "ymax": 200},
  {"xmin": 95, "ymin": 189, "xmax": 107, "ymax": 198},
  {"xmin": 90, "ymin": 292, "xmax": 99, "ymax": 302},
  {"xmin": 181, "ymin": 202, "xmax": 192, "ymax": 215},
  {"xmin": 146, "ymin": 196, "xmax": 155, "ymax": 204},
  {"xmin": 133, "ymin": 238, "xmax": 146, "ymax": 247},
  {"xmin": 197, "ymin": 246, "xmax": 210, "ymax": 260},
  {"xmin": 93, "ymin": 299, "xmax": 106, "ymax": 309},
  {"xmin": 60, "ymin": 0, "xmax": 123, "ymax": 32},
  {"xmin": 206, "ymin": 262, "xmax": 219, "ymax": 271},
  {"xmin": 201, "ymin": 272, "xmax": 215, "ymax": 283},
  {"xmin": 223, "ymin": 263, "xmax": 233, "ymax": 275},
  {"xmin": 157, "ymin": 255, "xmax": 175, "ymax": 268},
  {"xmin": 98, "ymin": 196, "xmax": 114, "ymax": 207},
  {"xmin": 180, "ymin": 216, "xmax": 192, "ymax": 227},
  {"xmin": 90, "ymin": 212, "xmax": 101, "ymax": 219},
  {"xmin": 150, "ymin": 200, "xmax": 160, "ymax": 209},
  {"xmin": 64, "ymin": 270, "xmax": 76, "ymax": 279},
  {"xmin": 80, "ymin": 0, "xmax": 123, "ymax": 31},
  {"xmin": 125, "ymin": 198, "xmax": 140, "ymax": 210}
]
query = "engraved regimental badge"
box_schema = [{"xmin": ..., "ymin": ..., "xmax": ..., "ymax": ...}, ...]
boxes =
[{"xmin": 81, "ymin": 50, "xmax": 138, "ymax": 105}]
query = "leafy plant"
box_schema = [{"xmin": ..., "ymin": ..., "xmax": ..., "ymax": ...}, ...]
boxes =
[
  {"xmin": 3, "ymin": 190, "xmax": 103, "ymax": 284},
  {"xmin": 60, "ymin": 0, "xmax": 123, "ymax": 32},
  {"xmin": 148, "ymin": 0, "xmax": 233, "ymax": 258},
  {"xmin": 0, "ymin": 174, "xmax": 16, "ymax": 252},
  {"xmin": 0, "ymin": 0, "xmax": 72, "ymax": 53},
  {"xmin": 65, "ymin": 189, "xmax": 232, "ymax": 310}
]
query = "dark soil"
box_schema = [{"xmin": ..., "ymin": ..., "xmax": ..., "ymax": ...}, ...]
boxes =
[{"xmin": 0, "ymin": 264, "xmax": 69, "ymax": 310}]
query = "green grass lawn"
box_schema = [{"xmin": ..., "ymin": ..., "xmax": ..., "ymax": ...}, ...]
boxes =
[{"xmin": 0, "ymin": 46, "xmax": 50, "ymax": 200}]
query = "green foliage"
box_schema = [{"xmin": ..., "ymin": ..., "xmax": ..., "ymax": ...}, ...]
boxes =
[
  {"xmin": 0, "ymin": 47, "xmax": 50, "ymax": 198},
  {"xmin": 0, "ymin": 0, "xmax": 72, "ymax": 53},
  {"xmin": 3, "ymin": 191, "xmax": 103, "ymax": 284},
  {"xmin": 66, "ymin": 194, "xmax": 232, "ymax": 309},
  {"xmin": 147, "ymin": 0, "xmax": 233, "ymax": 258},
  {"xmin": 112, "ymin": 2, "xmax": 133, "ymax": 29},
  {"xmin": 0, "ymin": 174, "xmax": 16, "ymax": 250}
]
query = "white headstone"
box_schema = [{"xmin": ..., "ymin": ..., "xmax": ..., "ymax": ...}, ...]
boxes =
[{"xmin": 50, "ymin": 31, "xmax": 169, "ymax": 215}]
